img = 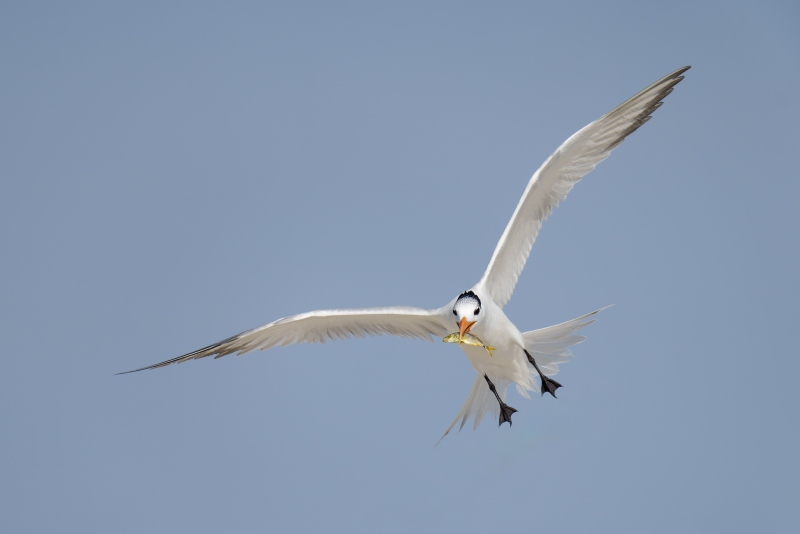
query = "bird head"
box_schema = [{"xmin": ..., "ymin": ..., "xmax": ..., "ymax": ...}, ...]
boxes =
[{"xmin": 452, "ymin": 290, "xmax": 482, "ymax": 337}]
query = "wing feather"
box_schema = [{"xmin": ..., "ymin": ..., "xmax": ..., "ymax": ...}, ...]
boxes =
[
  {"xmin": 479, "ymin": 67, "xmax": 690, "ymax": 307},
  {"xmin": 119, "ymin": 306, "xmax": 447, "ymax": 374}
]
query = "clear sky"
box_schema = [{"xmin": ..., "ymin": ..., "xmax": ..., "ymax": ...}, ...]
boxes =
[{"xmin": 2, "ymin": 1, "xmax": 799, "ymax": 532}]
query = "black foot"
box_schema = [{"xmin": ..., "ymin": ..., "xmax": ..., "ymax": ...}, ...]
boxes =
[
  {"xmin": 540, "ymin": 375, "xmax": 562, "ymax": 398},
  {"xmin": 524, "ymin": 349, "xmax": 563, "ymax": 398},
  {"xmin": 499, "ymin": 403, "xmax": 518, "ymax": 426},
  {"xmin": 484, "ymin": 373, "xmax": 518, "ymax": 427}
]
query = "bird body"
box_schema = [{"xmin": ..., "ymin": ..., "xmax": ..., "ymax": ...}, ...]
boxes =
[
  {"xmin": 122, "ymin": 67, "xmax": 690, "ymax": 441},
  {"xmin": 456, "ymin": 291, "xmax": 529, "ymax": 390}
]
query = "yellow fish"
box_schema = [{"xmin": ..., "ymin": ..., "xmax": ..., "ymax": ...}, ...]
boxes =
[{"xmin": 442, "ymin": 332, "xmax": 496, "ymax": 357}]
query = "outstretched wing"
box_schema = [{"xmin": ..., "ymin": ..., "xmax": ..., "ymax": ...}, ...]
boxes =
[
  {"xmin": 479, "ymin": 66, "xmax": 690, "ymax": 308},
  {"xmin": 119, "ymin": 306, "xmax": 448, "ymax": 374}
]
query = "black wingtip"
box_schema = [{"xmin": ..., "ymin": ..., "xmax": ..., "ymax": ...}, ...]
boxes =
[{"xmin": 115, "ymin": 365, "xmax": 154, "ymax": 375}]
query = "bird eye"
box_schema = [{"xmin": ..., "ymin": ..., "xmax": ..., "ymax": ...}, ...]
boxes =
[
  {"xmin": 474, "ymin": 308, "xmax": 480, "ymax": 315},
  {"xmin": 453, "ymin": 310, "xmax": 457, "ymax": 316}
]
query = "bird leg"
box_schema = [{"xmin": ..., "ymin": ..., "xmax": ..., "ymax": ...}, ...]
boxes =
[
  {"xmin": 524, "ymin": 349, "xmax": 562, "ymax": 398},
  {"xmin": 484, "ymin": 374, "xmax": 517, "ymax": 426}
]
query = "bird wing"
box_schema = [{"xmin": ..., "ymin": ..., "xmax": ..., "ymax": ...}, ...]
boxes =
[
  {"xmin": 119, "ymin": 306, "xmax": 448, "ymax": 373},
  {"xmin": 478, "ymin": 66, "xmax": 690, "ymax": 308}
]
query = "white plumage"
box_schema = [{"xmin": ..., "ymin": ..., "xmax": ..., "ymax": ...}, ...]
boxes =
[{"xmin": 122, "ymin": 67, "xmax": 689, "ymax": 440}]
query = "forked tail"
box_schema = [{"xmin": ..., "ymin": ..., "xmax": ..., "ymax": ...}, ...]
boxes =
[{"xmin": 436, "ymin": 373, "xmax": 509, "ymax": 446}]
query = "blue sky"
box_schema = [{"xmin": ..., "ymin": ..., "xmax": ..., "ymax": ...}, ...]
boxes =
[{"xmin": 1, "ymin": 1, "xmax": 799, "ymax": 532}]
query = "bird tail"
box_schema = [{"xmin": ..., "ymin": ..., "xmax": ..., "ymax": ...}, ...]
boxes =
[
  {"xmin": 436, "ymin": 374, "xmax": 509, "ymax": 446},
  {"xmin": 521, "ymin": 306, "xmax": 610, "ymax": 393}
]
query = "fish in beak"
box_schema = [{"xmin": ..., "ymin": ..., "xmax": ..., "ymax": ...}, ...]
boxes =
[{"xmin": 458, "ymin": 317, "xmax": 476, "ymax": 338}]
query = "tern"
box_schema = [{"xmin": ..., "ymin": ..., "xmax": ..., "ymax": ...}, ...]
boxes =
[{"xmin": 122, "ymin": 67, "xmax": 690, "ymax": 441}]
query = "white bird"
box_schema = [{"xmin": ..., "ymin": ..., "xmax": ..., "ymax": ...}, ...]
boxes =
[{"xmin": 122, "ymin": 66, "xmax": 690, "ymax": 441}]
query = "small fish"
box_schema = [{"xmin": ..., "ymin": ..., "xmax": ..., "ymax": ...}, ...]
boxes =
[{"xmin": 442, "ymin": 332, "xmax": 496, "ymax": 357}]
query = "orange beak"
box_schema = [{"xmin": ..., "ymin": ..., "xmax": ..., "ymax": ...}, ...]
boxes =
[{"xmin": 458, "ymin": 317, "xmax": 476, "ymax": 337}]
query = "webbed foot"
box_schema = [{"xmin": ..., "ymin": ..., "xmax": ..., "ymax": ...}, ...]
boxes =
[
  {"xmin": 498, "ymin": 402, "xmax": 518, "ymax": 426},
  {"xmin": 540, "ymin": 375, "xmax": 562, "ymax": 398},
  {"xmin": 484, "ymin": 373, "xmax": 517, "ymax": 427}
]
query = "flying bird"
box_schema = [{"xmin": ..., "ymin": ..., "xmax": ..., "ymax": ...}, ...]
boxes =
[{"xmin": 122, "ymin": 66, "xmax": 690, "ymax": 441}]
